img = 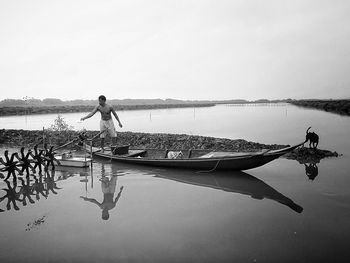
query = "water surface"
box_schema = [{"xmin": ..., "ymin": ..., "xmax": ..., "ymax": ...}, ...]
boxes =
[{"xmin": 0, "ymin": 104, "xmax": 349, "ymax": 262}]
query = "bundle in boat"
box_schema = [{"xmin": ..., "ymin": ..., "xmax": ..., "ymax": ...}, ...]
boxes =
[{"xmin": 111, "ymin": 145, "xmax": 130, "ymax": 155}]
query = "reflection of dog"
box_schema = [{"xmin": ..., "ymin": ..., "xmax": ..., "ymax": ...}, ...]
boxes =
[
  {"xmin": 304, "ymin": 163, "xmax": 318, "ymax": 180},
  {"xmin": 304, "ymin": 127, "xmax": 319, "ymax": 149}
]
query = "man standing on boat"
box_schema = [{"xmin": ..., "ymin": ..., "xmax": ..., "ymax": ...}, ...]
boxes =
[{"xmin": 80, "ymin": 95, "xmax": 123, "ymax": 151}]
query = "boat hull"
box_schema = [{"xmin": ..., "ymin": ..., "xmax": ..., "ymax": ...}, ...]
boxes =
[
  {"xmin": 55, "ymin": 156, "xmax": 91, "ymax": 168},
  {"xmin": 86, "ymin": 143, "xmax": 302, "ymax": 171}
]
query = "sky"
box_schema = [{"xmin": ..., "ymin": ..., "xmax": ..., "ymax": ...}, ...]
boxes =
[{"xmin": 0, "ymin": 0, "xmax": 350, "ymax": 101}]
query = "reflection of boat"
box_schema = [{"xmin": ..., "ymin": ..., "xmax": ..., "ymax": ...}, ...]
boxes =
[
  {"xmin": 53, "ymin": 163, "xmax": 90, "ymax": 174},
  {"xmin": 152, "ymin": 168, "xmax": 303, "ymax": 213},
  {"xmin": 97, "ymin": 161, "xmax": 303, "ymax": 214},
  {"xmin": 84, "ymin": 142, "xmax": 303, "ymax": 171}
]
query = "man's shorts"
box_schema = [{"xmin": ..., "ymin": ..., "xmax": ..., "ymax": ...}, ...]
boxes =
[
  {"xmin": 100, "ymin": 119, "xmax": 117, "ymax": 138},
  {"xmin": 101, "ymin": 176, "xmax": 117, "ymax": 194}
]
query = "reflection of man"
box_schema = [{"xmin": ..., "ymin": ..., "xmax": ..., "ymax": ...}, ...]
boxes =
[{"xmin": 80, "ymin": 175, "xmax": 123, "ymax": 220}]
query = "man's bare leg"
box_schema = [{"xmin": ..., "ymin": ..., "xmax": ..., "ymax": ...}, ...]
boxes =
[
  {"xmin": 101, "ymin": 138, "xmax": 105, "ymax": 152},
  {"xmin": 112, "ymin": 137, "xmax": 117, "ymax": 146}
]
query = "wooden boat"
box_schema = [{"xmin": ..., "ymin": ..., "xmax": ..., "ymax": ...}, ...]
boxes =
[{"xmin": 84, "ymin": 142, "xmax": 303, "ymax": 171}]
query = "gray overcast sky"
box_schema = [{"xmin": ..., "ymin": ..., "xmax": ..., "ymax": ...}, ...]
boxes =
[{"xmin": 1, "ymin": 0, "xmax": 350, "ymax": 101}]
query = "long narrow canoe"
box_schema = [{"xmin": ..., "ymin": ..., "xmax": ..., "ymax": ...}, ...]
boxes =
[{"xmin": 84, "ymin": 142, "xmax": 303, "ymax": 171}]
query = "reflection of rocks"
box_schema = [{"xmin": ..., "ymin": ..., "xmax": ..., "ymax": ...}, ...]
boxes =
[{"xmin": 284, "ymin": 147, "xmax": 339, "ymax": 164}]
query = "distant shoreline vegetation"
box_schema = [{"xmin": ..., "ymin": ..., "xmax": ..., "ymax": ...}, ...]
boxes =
[
  {"xmin": 289, "ymin": 99, "xmax": 350, "ymax": 116},
  {"xmin": 0, "ymin": 98, "xmax": 291, "ymax": 116},
  {"xmin": 1, "ymin": 98, "xmax": 349, "ymax": 117},
  {"xmin": 0, "ymin": 103, "xmax": 216, "ymax": 116}
]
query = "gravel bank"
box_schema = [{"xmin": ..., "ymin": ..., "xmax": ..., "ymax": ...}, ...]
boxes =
[{"xmin": 0, "ymin": 129, "xmax": 339, "ymax": 162}]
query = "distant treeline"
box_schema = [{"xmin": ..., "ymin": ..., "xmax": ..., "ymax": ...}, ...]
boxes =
[
  {"xmin": 0, "ymin": 97, "xmax": 294, "ymax": 116},
  {"xmin": 0, "ymin": 97, "xmax": 291, "ymax": 107},
  {"xmin": 0, "ymin": 103, "xmax": 215, "ymax": 116},
  {"xmin": 0, "ymin": 98, "xmax": 215, "ymax": 107},
  {"xmin": 290, "ymin": 100, "xmax": 350, "ymax": 116}
]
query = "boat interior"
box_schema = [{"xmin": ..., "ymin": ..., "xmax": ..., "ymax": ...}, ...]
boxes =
[{"xmin": 96, "ymin": 146, "xmax": 268, "ymax": 160}]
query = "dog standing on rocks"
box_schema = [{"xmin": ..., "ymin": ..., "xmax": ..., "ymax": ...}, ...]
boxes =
[{"xmin": 304, "ymin": 127, "xmax": 319, "ymax": 149}]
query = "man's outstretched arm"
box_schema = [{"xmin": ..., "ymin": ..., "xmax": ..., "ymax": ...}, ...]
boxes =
[
  {"xmin": 81, "ymin": 106, "xmax": 98, "ymax": 121},
  {"xmin": 80, "ymin": 196, "xmax": 101, "ymax": 207},
  {"xmin": 113, "ymin": 186, "xmax": 124, "ymax": 204}
]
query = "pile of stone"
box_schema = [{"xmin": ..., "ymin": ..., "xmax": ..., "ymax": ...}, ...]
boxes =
[
  {"xmin": 284, "ymin": 147, "xmax": 339, "ymax": 164},
  {"xmin": 0, "ymin": 129, "xmax": 340, "ymax": 163},
  {"xmin": 0, "ymin": 129, "xmax": 287, "ymax": 152}
]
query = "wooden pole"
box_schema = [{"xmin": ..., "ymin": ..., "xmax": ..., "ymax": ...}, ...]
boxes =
[
  {"xmin": 90, "ymin": 139, "xmax": 93, "ymax": 161},
  {"xmin": 84, "ymin": 139, "xmax": 87, "ymax": 162},
  {"xmin": 53, "ymin": 138, "xmax": 78, "ymax": 151},
  {"xmin": 42, "ymin": 127, "xmax": 45, "ymax": 148}
]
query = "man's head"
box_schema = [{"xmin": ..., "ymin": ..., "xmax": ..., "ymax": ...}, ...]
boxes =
[
  {"xmin": 98, "ymin": 95, "xmax": 106, "ymax": 106},
  {"xmin": 102, "ymin": 209, "xmax": 110, "ymax": 220}
]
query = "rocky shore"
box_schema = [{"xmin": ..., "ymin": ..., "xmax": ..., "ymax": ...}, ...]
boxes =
[
  {"xmin": 0, "ymin": 129, "xmax": 339, "ymax": 162},
  {"xmin": 0, "ymin": 129, "xmax": 286, "ymax": 151},
  {"xmin": 284, "ymin": 147, "xmax": 339, "ymax": 164}
]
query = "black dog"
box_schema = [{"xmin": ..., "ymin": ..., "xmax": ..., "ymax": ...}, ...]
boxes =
[{"xmin": 304, "ymin": 127, "xmax": 319, "ymax": 149}]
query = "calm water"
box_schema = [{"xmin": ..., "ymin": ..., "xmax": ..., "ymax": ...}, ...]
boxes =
[{"xmin": 0, "ymin": 104, "xmax": 350, "ymax": 262}]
